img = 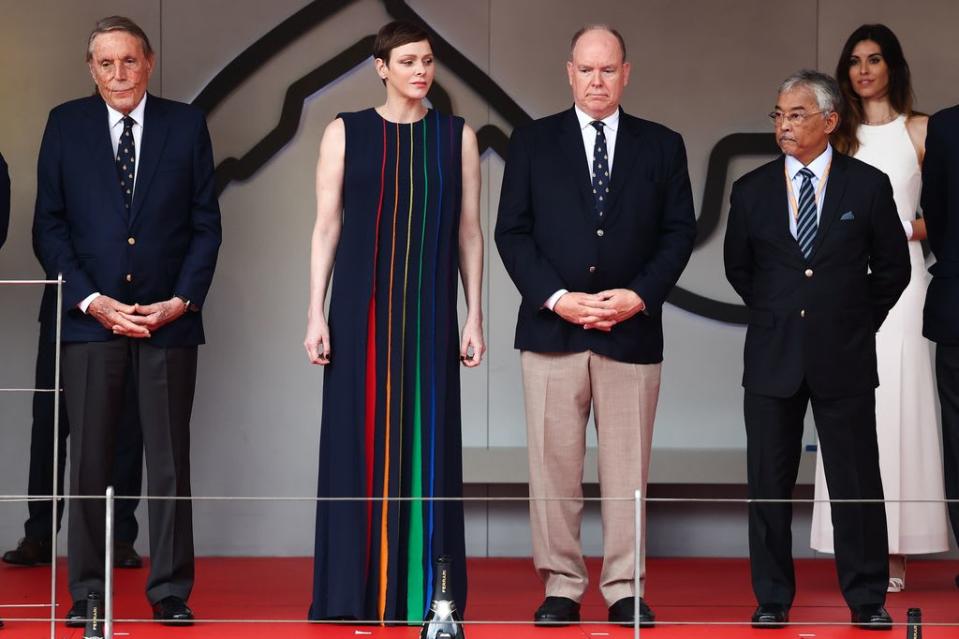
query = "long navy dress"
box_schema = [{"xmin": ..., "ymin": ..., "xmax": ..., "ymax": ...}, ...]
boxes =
[{"xmin": 309, "ymin": 108, "xmax": 467, "ymax": 623}]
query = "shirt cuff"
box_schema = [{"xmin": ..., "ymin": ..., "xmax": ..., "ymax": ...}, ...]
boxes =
[
  {"xmin": 544, "ymin": 289, "xmax": 568, "ymax": 311},
  {"xmin": 902, "ymin": 219, "xmax": 914, "ymax": 240},
  {"xmin": 79, "ymin": 292, "xmax": 101, "ymax": 314}
]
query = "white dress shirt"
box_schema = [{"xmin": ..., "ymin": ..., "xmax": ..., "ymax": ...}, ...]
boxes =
[
  {"xmin": 784, "ymin": 143, "xmax": 831, "ymax": 240},
  {"xmin": 544, "ymin": 106, "xmax": 621, "ymax": 311},
  {"xmin": 80, "ymin": 94, "xmax": 148, "ymax": 313}
]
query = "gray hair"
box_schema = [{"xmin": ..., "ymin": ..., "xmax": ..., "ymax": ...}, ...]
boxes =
[
  {"xmin": 86, "ymin": 16, "xmax": 154, "ymax": 62},
  {"xmin": 569, "ymin": 24, "xmax": 627, "ymax": 62},
  {"xmin": 778, "ymin": 70, "xmax": 841, "ymax": 114}
]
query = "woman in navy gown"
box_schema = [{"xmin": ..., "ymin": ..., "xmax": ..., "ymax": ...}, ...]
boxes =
[{"xmin": 304, "ymin": 20, "xmax": 484, "ymax": 623}]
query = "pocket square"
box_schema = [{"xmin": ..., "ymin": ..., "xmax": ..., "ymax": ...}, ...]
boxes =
[{"xmin": 840, "ymin": 211, "xmax": 855, "ymax": 221}]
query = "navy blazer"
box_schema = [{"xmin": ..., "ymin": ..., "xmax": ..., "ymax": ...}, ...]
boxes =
[
  {"xmin": 33, "ymin": 94, "xmax": 221, "ymax": 346},
  {"xmin": 495, "ymin": 107, "xmax": 696, "ymax": 364},
  {"xmin": 724, "ymin": 152, "xmax": 910, "ymax": 399},
  {"xmin": 0, "ymin": 151, "xmax": 9, "ymax": 249},
  {"xmin": 922, "ymin": 104, "xmax": 959, "ymax": 345}
]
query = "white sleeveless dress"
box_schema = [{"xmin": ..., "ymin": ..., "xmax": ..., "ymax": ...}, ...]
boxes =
[{"xmin": 810, "ymin": 116, "xmax": 950, "ymax": 555}]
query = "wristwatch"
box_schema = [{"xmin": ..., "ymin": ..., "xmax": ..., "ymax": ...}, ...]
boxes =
[{"xmin": 175, "ymin": 294, "xmax": 191, "ymax": 309}]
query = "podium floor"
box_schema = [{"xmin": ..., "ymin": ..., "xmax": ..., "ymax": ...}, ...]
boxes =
[{"xmin": 1, "ymin": 556, "xmax": 957, "ymax": 637}]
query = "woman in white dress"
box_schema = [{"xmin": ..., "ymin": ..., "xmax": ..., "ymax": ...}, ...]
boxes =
[{"xmin": 810, "ymin": 23, "xmax": 949, "ymax": 592}]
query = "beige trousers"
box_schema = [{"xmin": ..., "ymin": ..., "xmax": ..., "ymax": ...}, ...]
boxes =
[{"xmin": 521, "ymin": 350, "xmax": 661, "ymax": 605}]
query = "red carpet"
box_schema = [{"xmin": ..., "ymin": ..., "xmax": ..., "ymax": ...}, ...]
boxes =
[{"xmin": 1, "ymin": 557, "xmax": 957, "ymax": 637}]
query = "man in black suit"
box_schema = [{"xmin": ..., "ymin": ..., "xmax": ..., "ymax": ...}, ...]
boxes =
[
  {"xmin": 0, "ymin": 150, "xmax": 7, "ymax": 630},
  {"xmin": 32, "ymin": 16, "xmax": 221, "ymax": 626},
  {"xmin": 495, "ymin": 25, "xmax": 696, "ymax": 628},
  {"xmin": 0, "ymin": 151, "xmax": 8, "ymax": 249},
  {"xmin": 724, "ymin": 70, "xmax": 910, "ymax": 630},
  {"xmin": 921, "ymin": 103, "xmax": 959, "ymax": 585}
]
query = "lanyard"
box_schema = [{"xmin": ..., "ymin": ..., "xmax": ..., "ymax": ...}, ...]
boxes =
[{"xmin": 784, "ymin": 159, "xmax": 831, "ymax": 221}]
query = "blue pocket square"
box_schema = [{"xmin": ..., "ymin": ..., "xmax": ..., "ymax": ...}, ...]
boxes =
[{"xmin": 840, "ymin": 211, "xmax": 855, "ymax": 221}]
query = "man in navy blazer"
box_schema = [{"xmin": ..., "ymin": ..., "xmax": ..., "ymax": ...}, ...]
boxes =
[
  {"xmin": 921, "ymin": 103, "xmax": 959, "ymax": 584},
  {"xmin": 32, "ymin": 16, "xmax": 220, "ymax": 626},
  {"xmin": 724, "ymin": 71, "xmax": 909, "ymax": 629},
  {"xmin": 495, "ymin": 26, "xmax": 696, "ymax": 628}
]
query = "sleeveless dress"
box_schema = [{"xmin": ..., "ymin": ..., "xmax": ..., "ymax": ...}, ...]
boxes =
[
  {"xmin": 810, "ymin": 115, "xmax": 949, "ymax": 555},
  {"xmin": 309, "ymin": 108, "xmax": 467, "ymax": 622}
]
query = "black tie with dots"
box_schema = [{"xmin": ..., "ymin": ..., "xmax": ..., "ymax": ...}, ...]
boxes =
[
  {"xmin": 116, "ymin": 116, "xmax": 136, "ymax": 215},
  {"xmin": 590, "ymin": 120, "xmax": 609, "ymax": 217}
]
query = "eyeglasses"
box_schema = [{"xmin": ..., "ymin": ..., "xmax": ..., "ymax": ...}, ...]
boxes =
[{"xmin": 768, "ymin": 110, "xmax": 825, "ymax": 126}]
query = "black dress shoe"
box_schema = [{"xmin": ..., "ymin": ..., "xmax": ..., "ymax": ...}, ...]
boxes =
[
  {"xmin": 751, "ymin": 604, "xmax": 789, "ymax": 629},
  {"xmin": 533, "ymin": 596, "xmax": 580, "ymax": 626},
  {"xmin": 113, "ymin": 541, "xmax": 143, "ymax": 569},
  {"xmin": 152, "ymin": 596, "xmax": 194, "ymax": 625},
  {"xmin": 608, "ymin": 596, "xmax": 655, "ymax": 628},
  {"xmin": 2, "ymin": 537, "xmax": 52, "ymax": 566},
  {"xmin": 65, "ymin": 598, "xmax": 94, "ymax": 627},
  {"xmin": 851, "ymin": 605, "xmax": 892, "ymax": 630}
]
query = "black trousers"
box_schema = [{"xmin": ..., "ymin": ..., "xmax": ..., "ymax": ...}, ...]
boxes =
[
  {"xmin": 936, "ymin": 344, "xmax": 959, "ymax": 546},
  {"xmin": 744, "ymin": 383, "xmax": 888, "ymax": 610},
  {"xmin": 63, "ymin": 338, "xmax": 197, "ymax": 604},
  {"xmin": 26, "ymin": 330, "xmax": 142, "ymax": 543}
]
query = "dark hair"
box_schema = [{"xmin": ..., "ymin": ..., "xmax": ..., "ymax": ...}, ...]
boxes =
[
  {"xmin": 833, "ymin": 24, "xmax": 916, "ymax": 155},
  {"xmin": 570, "ymin": 25, "xmax": 627, "ymax": 62},
  {"xmin": 373, "ymin": 20, "xmax": 431, "ymax": 64},
  {"xmin": 86, "ymin": 16, "xmax": 154, "ymax": 62}
]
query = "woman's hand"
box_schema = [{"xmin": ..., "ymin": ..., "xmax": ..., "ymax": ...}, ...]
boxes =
[
  {"xmin": 460, "ymin": 317, "xmax": 485, "ymax": 368},
  {"xmin": 304, "ymin": 314, "xmax": 331, "ymax": 365}
]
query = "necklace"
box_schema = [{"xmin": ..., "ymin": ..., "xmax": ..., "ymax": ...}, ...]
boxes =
[{"xmin": 863, "ymin": 112, "xmax": 899, "ymax": 126}]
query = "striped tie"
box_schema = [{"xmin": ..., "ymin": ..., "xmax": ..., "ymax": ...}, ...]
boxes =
[{"xmin": 796, "ymin": 167, "xmax": 817, "ymax": 259}]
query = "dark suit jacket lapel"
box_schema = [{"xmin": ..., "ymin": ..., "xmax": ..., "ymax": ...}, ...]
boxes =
[
  {"xmin": 80, "ymin": 96, "xmax": 126, "ymax": 224},
  {"xmin": 131, "ymin": 94, "xmax": 169, "ymax": 224},
  {"xmin": 766, "ymin": 156, "xmax": 806, "ymax": 264},
  {"xmin": 810, "ymin": 152, "xmax": 848, "ymax": 260},
  {"xmin": 558, "ymin": 107, "xmax": 596, "ymax": 223},
  {"xmin": 603, "ymin": 108, "xmax": 639, "ymax": 222}
]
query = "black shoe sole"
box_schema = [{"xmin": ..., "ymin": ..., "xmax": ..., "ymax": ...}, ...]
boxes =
[
  {"xmin": 533, "ymin": 617, "xmax": 580, "ymax": 627},
  {"xmin": 154, "ymin": 616, "xmax": 195, "ymax": 626}
]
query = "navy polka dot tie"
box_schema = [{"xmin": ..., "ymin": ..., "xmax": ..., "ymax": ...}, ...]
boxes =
[
  {"xmin": 590, "ymin": 120, "xmax": 609, "ymax": 217},
  {"xmin": 116, "ymin": 116, "xmax": 136, "ymax": 215}
]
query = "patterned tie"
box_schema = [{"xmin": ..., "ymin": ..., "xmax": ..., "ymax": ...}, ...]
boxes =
[
  {"xmin": 116, "ymin": 116, "xmax": 136, "ymax": 214},
  {"xmin": 590, "ymin": 121, "xmax": 609, "ymax": 217},
  {"xmin": 796, "ymin": 167, "xmax": 818, "ymax": 259}
]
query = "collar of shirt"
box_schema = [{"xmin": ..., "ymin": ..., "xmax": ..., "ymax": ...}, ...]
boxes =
[
  {"xmin": 106, "ymin": 93, "xmax": 146, "ymax": 187},
  {"xmin": 784, "ymin": 142, "xmax": 832, "ymax": 183},
  {"xmin": 574, "ymin": 104, "xmax": 620, "ymax": 173},
  {"xmin": 785, "ymin": 143, "xmax": 832, "ymax": 239},
  {"xmin": 106, "ymin": 93, "xmax": 147, "ymax": 134}
]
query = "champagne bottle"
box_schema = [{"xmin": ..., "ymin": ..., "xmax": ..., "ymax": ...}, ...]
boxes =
[
  {"xmin": 420, "ymin": 555, "xmax": 464, "ymax": 639},
  {"xmin": 906, "ymin": 608, "xmax": 921, "ymax": 639},
  {"xmin": 84, "ymin": 592, "xmax": 104, "ymax": 639}
]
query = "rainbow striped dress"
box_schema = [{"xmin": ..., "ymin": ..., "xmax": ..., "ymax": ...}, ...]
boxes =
[{"xmin": 309, "ymin": 108, "xmax": 467, "ymax": 623}]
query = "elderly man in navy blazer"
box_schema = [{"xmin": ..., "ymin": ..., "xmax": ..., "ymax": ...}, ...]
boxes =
[
  {"xmin": 32, "ymin": 16, "xmax": 220, "ymax": 626},
  {"xmin": 922, "ymin": 103, "xmax": 959, "ymax": 586},
  {"xmin": 496, "ymin": 25, "xmax": 696, "ymax": 628},
  {"xmin": 724, "ymin": 70, "xmax": 909, "ymax": 630}
]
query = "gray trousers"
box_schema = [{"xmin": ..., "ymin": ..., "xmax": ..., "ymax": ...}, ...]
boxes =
[{"xmin": 63, "ymin": 338, "xmax": 197, "ymax": 604}]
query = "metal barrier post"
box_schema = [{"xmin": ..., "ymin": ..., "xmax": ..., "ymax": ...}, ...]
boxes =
[
  {"xmin": 105, "ymin": 486, "xmax": 114, "ymax": 639},
  {"xmin": 634, "ymin": 488, "xmax": 641, "ymax": 639},
  {"xmin": 49, "ymin": 274, "xmax": 63, "ymax": 639}
]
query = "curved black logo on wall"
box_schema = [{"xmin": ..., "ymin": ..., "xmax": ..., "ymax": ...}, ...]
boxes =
[{"xmin": 193, "ymin": 0, "xmax": 778, "ymax": 325}]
